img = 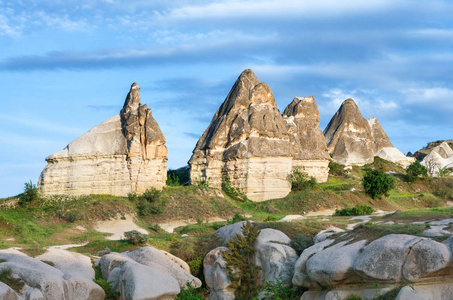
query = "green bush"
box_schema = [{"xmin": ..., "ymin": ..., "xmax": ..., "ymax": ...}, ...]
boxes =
[
  {"xmin": 406, "ymin": 161, "xmax": 428, "ymax": 182},
  {"xmin": 328, "ymin": 161, "xmax": 345, "ymax": 176},
  {"xmin": 290, "ymin": 234, "xmax": 314, "ymax": 255},
  {"xmin": 19, "ymin": 180, "xmax": 39, "ymax": 205},
  {"xmin": 335, "ymin": 204, "xmax": 374, "ymax": 216},
  {"xmin": 175, "ymin": 282, "xmax": 204, "ymax": 300},
  {"xmin": 291, "ymin": 167, "xmax": 316, "ymax": 191},
  {"xmin": 224, "ymin": 221, "xmax": 261, "ymax": 299},
  {"xmin": 261, "ymin": 279, "xmax": 304, "ymax": 300},
  {"xmin": 222, "ymin": 172, "xmax": 247, "ymax": 201},
  {"xmin": 93, "ymin": 262, "xmax": 119, "ymax": 299},
  {"xmin": 166, "ymin": 172, "xmax": 181, "ymax": 186},
  {"xmin": 227, "ymin": 212, "xmax": 247, "ymax": 224},
  {"xmin": 362, "ymin": 169, "xmax": 395, "ymax": 199},
  {"xmin": 135, "ymin": 188, "xmax": 166, "ymax": 215},
  {"xmin": 124, "ymin": 230, "xmax": 148, "ymax": 245},
  {"xmin": 437, "ymin": 168, "xmax": 452, "ymax": 177}
]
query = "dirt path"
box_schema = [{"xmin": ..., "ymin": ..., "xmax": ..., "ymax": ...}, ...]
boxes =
[
  {"xmin": 94, "ymin": 214, "xmax": 148, "ymax": 240},
  {"xmin": 159, "ymin": 216, "xmax": 227, "ymax": 233}
]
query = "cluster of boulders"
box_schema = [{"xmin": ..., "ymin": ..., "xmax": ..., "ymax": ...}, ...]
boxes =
[{"xmin": 0, "ymin": 246, "xmax": 200, "ymax": 300}]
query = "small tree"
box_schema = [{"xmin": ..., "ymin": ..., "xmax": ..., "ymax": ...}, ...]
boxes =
[
  {"xmin": 362, "ymin": 169, "xmax": 394, "ymax": 199},
  {"xmin": 406, "ymin": 161, "xmax": 428, "ymax": 182},
  {"xmin": 19, "ymin": 180, "xmax": 39, "ymax": 205},
  {"xmin": 223, "ymin": 221, "xmax": 261, "ymax": 299},
  {"xmin": 424, "ymin": 155, "xmax": 440, "ymax": 177},
  {"xmin": 291, "ymin": 167, "xmax": 316, "ymax": 191}
]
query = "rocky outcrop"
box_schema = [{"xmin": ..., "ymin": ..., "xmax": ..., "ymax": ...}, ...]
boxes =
[
  {"xmin": 189, "ymin": 70, "xmax": 329, "ymax": 201},
  {"xmin": 38, "ymin": 82, "xmax": 167, "ymax": 196},
  {"xmin": 0, "ymin": 248, "xmax": 104, "ymax": 300},
  {"xmin": 324, "ymin": 99, "xmax": 410, "ymax": 166},
  {"xmin": 283, "ymin": 97, "xmax": 331, "ymax": 182},
  {"xmin": 421, "ymin": 142, "xmax": 453, "ymax": 176},
  {"xmin": 294, "ymin": 233, "xmax": 453, "ymax": 300},
  {"xmin": 205, "ymin": 222, "xmax": 298, "ymax": 299}
]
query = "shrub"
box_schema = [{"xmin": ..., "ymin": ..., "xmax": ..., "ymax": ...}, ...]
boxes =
[
  {"xmin": 175, "ymin": 282, "xmax": 204, "ymax": 300},
  {"xmin": 261, "ymin": 279, "xmax": 304, "ymax": 300},
  {"xmin": 290, "ymin": 234, "xmax": 314, "ymax": 255},
  {"xmin": 135, "ymin": 188, "xmax": 166, "ymax": 215},
  {"xmin": 19, "ymin": 180, "xmax": 39, "ymax": 205},
  {"xmin": 222, "ymin": 172, "xmax": 247, "ymax": 201},
  {"xmin": 335, "ymin": 204, "xmax": 374, "ymax": 216},
  {"xmin": 328, "ymin": 161, "xmax": 345, "ymax": 176},
  {"xmin": 406, "ymin": 161, "xmax": 428, "ymax": 182},
  {"xmin": 223, "ymin": 221, "xmax": 261, "ymax": 299},
  {"xmin": 227, "ymin": 212, "xmax": 247, "ymax": 224},
  {"xmin": 437, "ymin": 168, "xmax": 452, "ymax": 177},
  {"xmin": 93, "ymin": 262, "xmax": 119, "ymax": 299},
  {"xmin": 124, "ymin": 230, "xmax": 148, "ymax": 245},
  {"xmin": 166, "ymin": 172, "xmax": 181, "ymax": 186},
  {"xmin": 291, "ymin": 167, "xmax": 316, "ymax": 191},
  {"xmin": 362, "ymin": 169, "xmax": 394, "ymax": 199}
]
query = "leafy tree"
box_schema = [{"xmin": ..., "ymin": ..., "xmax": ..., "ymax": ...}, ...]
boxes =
[
  {"xmin": 362, "ymin": 169, "xmax": 394, "ymax": 199},
  {"xmin": 19, "ymin": 180, "xmax": 39, "ymax": 205},
  {"xmin": 406, "ymin": 161, "xmax": 428, "ymax": 182},
  {"xmin": 222, "ymin": 172, "xmax": 247, "ymax": 201},
  {"xmin": 223, "ymin": 221, "xmax": 261, "ymax": 299}
]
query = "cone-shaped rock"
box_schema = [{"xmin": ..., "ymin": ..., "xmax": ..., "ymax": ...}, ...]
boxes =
[
  {"xmin": 323, "ymin": 99, "xmax": 375, "ymax": 165},
  {"xmin": 39, "ymin": 83, "xmax": 167, "ymax": 196},
  {"xmin": 189, "ymin": 69, "xmax": 294, "ymax": 201},
  {"xmin": 283, "ymin": 96, "xmax": 330, "ymax": 182},
  {"xmin": 368, "ymin": 117, "xmax": 393, "ymax": 153}
]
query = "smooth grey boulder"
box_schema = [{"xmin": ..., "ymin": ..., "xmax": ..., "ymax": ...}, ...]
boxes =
[
  {"xmin": 402, "ymin": 238, "xmax": 450, "ymax": 282},
  {"xmin": 203, "ymin": 247, "xmax": 235, "ymax": 300},
  {"xmin": 214, "ymin": 221, "xmax": 248, "ymax": 245},
  {"xmin": 0, "ymin": 249, "xmax": 70, "ymax": 300},
  {"xmin": 253, "ymin": 228, "xmax": 298, "ymax": 287},
  {"xmin": 292, "ymin": 239, "xmax": 334, "ymax": 288},
  {"xmin": 25, "ymin": 287, "xmax": 44, "ymax": 300},
  {"xmin": 37, "ymin": 249, "xmax": 105, "ymax": 300},
  {"xmin": 307, "ymin": 240, "xmax": 367, "ymax": 286},
  {"xmin": 313, "ymin": 226, "xmax": 344, "ymax": 244},
  {"xmin": 396, "ymin": 283, "xmax": 453, "ymax": 300},
  {"xmin": 0, "ymin": 282, "xmax": 18, "ymax": 300},
  {"xmin": 353, "ymin": 234, "xmax": 423, "ymax": 281},
  {"xmin": 126, "ymin": 247, "xmax": 201, "ymax": 289},
  {"xmin": 100, "ymin": 253, "xmax": 180, "ymax": 300}
]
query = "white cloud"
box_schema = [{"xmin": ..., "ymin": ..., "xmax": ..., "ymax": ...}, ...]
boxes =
[{"xmin": 403, "ymin": 87, "xmax": 453, "ymax": 107}]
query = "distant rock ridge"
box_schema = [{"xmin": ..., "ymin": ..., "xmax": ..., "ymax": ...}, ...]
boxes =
[
  {"xmin": 323, "ymin": 98, "xmax": 410, "ymax": 166},
  {"xmin": 421, "ymin": 142, "xmax": 453, "ymax": 176},
  {"xmin": 38, "ymin": 82, "xmax": 167, "ymax": 196},
  {"xmin": 189, "ymin": 69, "xmax": 330, "ymax": 201}
]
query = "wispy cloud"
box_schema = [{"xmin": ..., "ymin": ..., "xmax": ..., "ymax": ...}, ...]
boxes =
[{"xmin": 0, "ymin": 113, "xmax": 85, "ymax": 135}]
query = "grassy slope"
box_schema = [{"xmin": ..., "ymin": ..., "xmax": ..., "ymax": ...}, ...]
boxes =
[{"xmin": 1, "ymin": 157, "xmax": 452, "ymax": 257}]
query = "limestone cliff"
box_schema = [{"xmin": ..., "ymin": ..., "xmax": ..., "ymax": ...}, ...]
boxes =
[
  {"xmin": 323, "ymin": 99, "xmax": 375, "ymax": 165},
  {"xmin": 283, "ymin": 97, "xmax": 331, "ymax": 182},
  {"xmin": 189, "ymin": 69, "xmax": 294, "ymax": 201},
  {"xmin": 189, "ymin": 70, "xmax": 330, "ymax": 201},
  {"xmin": 324, "ymin": 98, "xmax": 409, "ymax": 166},
  {"xmin": 38, "ymin": 83, "xmax": 167, "ymax": 196}
]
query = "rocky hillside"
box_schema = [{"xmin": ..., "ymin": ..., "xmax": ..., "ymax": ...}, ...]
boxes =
[{"xmin": 411, "ymin": 140, "xmax": 453, "ymax": 161}]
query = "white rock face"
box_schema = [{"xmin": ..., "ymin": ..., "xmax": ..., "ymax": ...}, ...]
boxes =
[
  {"xmin": 421, "ymin": 142, "xmax": 453, "ymax": 176},
  {"xmin": 376, "ymin": 147, "xmax": 416, "ymax": 167},
  {"xmin": 189, "ymin": 69, "xmax": 330, "ymax": 202},
  {"xmin": 0, "ymin": 248, "xmax": 104, "ymax": 300},
  {"xmin": 203, "ymin": 247, "xmax": 235, "ymax": 300},
  {"xmin": 39, "ymin": 82, "xmax": 167, "ymax": 196}
]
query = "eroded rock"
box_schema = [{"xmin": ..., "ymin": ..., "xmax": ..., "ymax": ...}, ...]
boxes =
[{"xmin": 39, "ymin": 82, "xmax": 167, "ymax": 196}]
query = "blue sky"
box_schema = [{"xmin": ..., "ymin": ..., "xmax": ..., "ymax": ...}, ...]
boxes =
[{"xmin": 1, "ymin": 0, "xmax": 452, "ymax": 197}]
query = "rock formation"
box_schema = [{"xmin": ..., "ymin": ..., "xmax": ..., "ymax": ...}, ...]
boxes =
[
  {"xmin": 189, "ymin": 69, "xmax": 330, "ymax": 201},
  {"xmin": 283, "ymin": 97, "xmax": 331, "ymax": 182},
  {"xmin": 293, "ymin": 232, "xmax": 453, "ymax": 300},
  {"xmin": 0, "ymin": 248, "xmax": 105, "ymax": 300},
  {"xmin": 205, "ymin": 222, "xmax": 298, "ymax": 299},
  {"xmin": 324, "ymin": 98, "xmax": 412, "ymax": 166},
  {"xmin": 421, "ymin": 141, "xmax": 453, "ymax": 176},
  {"xmin": 38, "ymin": 82, "xmax": 167, "ymax": 196}
]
